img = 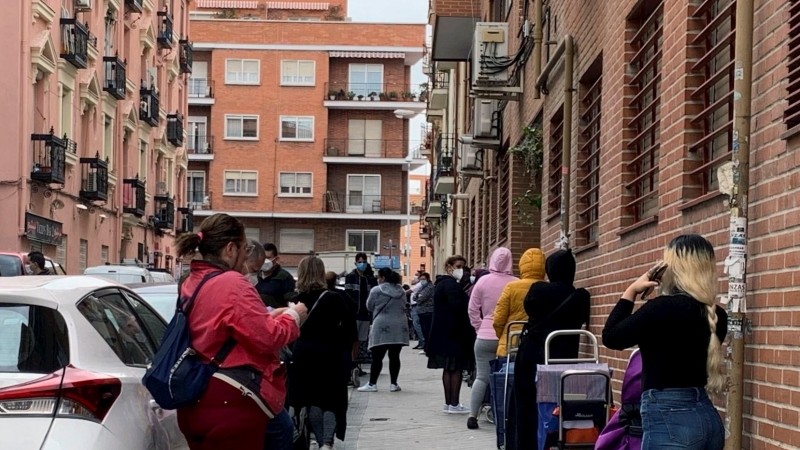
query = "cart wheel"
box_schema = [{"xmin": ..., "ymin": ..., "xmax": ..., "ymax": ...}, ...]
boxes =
[{"xmin": 484, "ymin": 406, "xmax": 494, "ymax": 424}]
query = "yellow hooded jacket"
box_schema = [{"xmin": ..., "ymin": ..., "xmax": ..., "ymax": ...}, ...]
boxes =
[{"xmin": 492, "ymin": 248, "xmax": 546, "ymax": 357}]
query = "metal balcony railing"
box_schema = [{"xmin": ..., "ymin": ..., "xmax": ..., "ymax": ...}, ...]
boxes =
[
  {"xmin": 103, "ymin": 55, "xmax": 126, "ymax": 100},
  {"xmin": 324, "ymin": 191, "xmax": 408, "ymax": 214},
  {"xmin": 31, "ymin": 128, "xmax": 67, "ymax": 186},
  {"xmin": 167, "ymin": 113, "xmax": 184, "ymax": 146},
  {"xmin": 432, "ymin": 71, "xmax": 450, "ymax": 90},
  {"xmin": 157, "ymin": 10, "xmax": 173, "ymax": 49},
  {"xmin": 139, "ymin": 86, "xmax": 160, "ymax": 126},
  {"xmin": 187, "ymin": 135, "xmax": 213, "ymax": 154},
  {"xmin": 324, "ymin": 139, "xmax": 422, "ymax": 159},
  {"xmin": 60, "ymin": 18, "xmax": 89, "ymax": 69},
  {"xmin": 179, "ymin": 39, "xmax": 193, "ymax": 74},
  {"xmin": 187, "ymin": 190, "xmax": 212, "ymax": 209},
  {"xmin": 325, "ymin": 82, "xmax": 424, "ymax": 102},
  {"xmin": 188, "ymin": 79, "xmax": 213, "ymax": 98}
]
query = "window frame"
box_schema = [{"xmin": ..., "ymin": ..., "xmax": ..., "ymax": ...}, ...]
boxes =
[
  {"xmin": 279, "ymin": 228, "xmax": 315, "ymax": 254},
  {"xmin": 279, "ymin": 115, "xmax": 315, "ymax": 142},
  {"xmin": 577, "ymin": 61, "xmax": 602, "ymax": 248},
  {"xmin": 187, "ymin": 170, "xmax": 207, "ymax": 206},
  {"xmin": 225, "ymin": 58, "xmax": 260, "ymax": 85},
  {"xmin": 280, "ymin": 60, "xmax": 316, "ymax": 86},
  {"xmin": 223, "ymin": 170, "xmax": 258, "ymax": 197},
  {"xmin": 348, "ymin": 63, "xmax": 384, "ymax": 98},
  {"xmin": 547, "ymin": 109, "xmax": 564, "ymax": 219},
  {"xmin": 224, "ymin": 114, "xmax": 260, "ymax": 141},
  {"xmin": 346, "ymin": 230, "xmax": 380, "ymax": 253},
  {"xmin": 278, "ymin": 171, "xmax": 313, "ymax": 198}
]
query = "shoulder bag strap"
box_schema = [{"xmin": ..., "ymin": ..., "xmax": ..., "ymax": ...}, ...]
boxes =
[
  {"xmin": 525, "ymin": 290, "xmax": 579, "ymax": 335},
  {"xmin": 210, "ymin": 336, "xmax": 237, "ymax": 367},
  {"xmin": 180, "ymin": 271, "xmax": 224, "ymax": 314},
  {"xmin": 302, "ymin": 291, "xmax": 327, "ymax": 326}
]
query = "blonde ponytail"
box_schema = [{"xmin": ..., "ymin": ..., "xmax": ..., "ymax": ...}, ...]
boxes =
[{"xmin": 704, "ymin": 303, "xmax": 725, "ymax": 395}]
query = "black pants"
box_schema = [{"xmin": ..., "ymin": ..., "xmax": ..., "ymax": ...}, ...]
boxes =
[
  {"xmin": 512, "ymin": 338, "xmax": 539, "ymax": 450},
  {"xmin": 418, "ymin": 312, "xmax": 433, "ymax": 351},
  {"xmin": 369, "ymin": 344, "xmax": 403, "ymax": 385}
]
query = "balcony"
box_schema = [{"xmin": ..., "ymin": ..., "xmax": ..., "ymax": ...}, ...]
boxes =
[
  {"xmin": 419, "ymin": 225, "xmax": 431, "ymax": 240},
  {"xmin": 157, "ymin": 10, "xmax": 174, "ymax": 49},
  {"xmin": 324, "ymin": 82, "xmax": 427, "ymax": 112},
  {"xmin": 188, "ymin": 135, "xmax": 214, "ymax": 161},
  {"xmin": 179, "ymin": 39, "xmax": 192, "ymax": 74},
  {"xmin": 123, "ymin": 176, "xmax": 146, "ymax": 218},
  {"xmin": 187, "ymin": 189, "xmax": 212, "ymax": 209},
  {"xmin": 188, "ymin": 79, "xmax": 214, "ymax": 105},
  {"xmin": 177, "ymin": 207, "xmax": 194, "ymax": 234},
  {"xmin": 323, "ymin": 139, "xmax": 426, "ymax": 164},
  {"xmin": 125, "ymin": 0, "xmax": 144, "ymax": 13},
  {"xmin": 429, "ymin": 71, "xmax": 449, "ymax": 110},
  {"xmin": 153, "ymin": 195, "xmax": 175, "ymax": 230},
  {"xmin": 30, "ymin": 129, "xmax": 67, "ymax": 186},
  {"xmin": 103, "ymin": 55, "xmax": 126, "ymax": 100},
  {"xmin": 433, "ymin": 134, "xmax": 455, "ymax": 195},
  {"xmin": 167, "ymin": 113, "xmax": 184, "ymax": 146},
  {"xmin": 325, "ymin": 191, "xmax": 407, "ymax": 215},
  {"xmin": 79, "ymin": 154, "xmax": 109, "ymax": 202},
  {"xmin": 59, "ymin": 18, "xmax": 89, "ymax": 69},
  {"xmin": 139, "ymin": 86, "xmax": 160, "ymax": 126}
]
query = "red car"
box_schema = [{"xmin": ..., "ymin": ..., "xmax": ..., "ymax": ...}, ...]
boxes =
[{"xmin": 0, "ymin": 251, "xmax": 68, "ymax": 277}]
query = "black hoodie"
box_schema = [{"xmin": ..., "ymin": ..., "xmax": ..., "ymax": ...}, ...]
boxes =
[{"xmin": 522, "ymin": 249, "xmax": 591, "ymax": 364}]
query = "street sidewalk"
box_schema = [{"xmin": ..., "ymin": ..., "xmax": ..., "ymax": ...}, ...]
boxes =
[{"xmin": 342, "ymin": 343, "xmax": 497, "ymax": 450}]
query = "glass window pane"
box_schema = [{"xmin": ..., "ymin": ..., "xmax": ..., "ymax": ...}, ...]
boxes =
[
  {"xmin": 297, "ymin": 118, "xmax": 313, "ymax": 139},
  {"xmin": 124, "ymin": 292, "xmax": 166, "ymax": 347},
  {"xmin": 364, "ymin": 232, "xmax": 378, "ymax": 253},
  {"xmin": 227, "ymin": 117, "xmax": 242, "ymax": 137},
  {"xmin": 243, "ymin": 118, "xmax": 258, "ymax": 138},
  {"xmin": 282, "ymin": 118, "xmax": 297, "ymax": 139},
  {"xmin": 77, "ymin": 293, "xmax": 155, "ymax": 366},
  {"xmin": 0, "ymin": 305, "xmax": 69, "ymax": 373},
  {"xmin": 347, "ymin": 232, "xmax": 363, "ymax": 251}
]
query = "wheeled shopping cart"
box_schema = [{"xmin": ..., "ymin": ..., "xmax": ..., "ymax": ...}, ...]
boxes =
[{"xmin": 489, "ymin": 320, "xmax": 527, "ymax": 449}]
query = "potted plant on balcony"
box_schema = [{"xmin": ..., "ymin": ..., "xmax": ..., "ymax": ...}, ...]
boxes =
[
  {"xmin": 328, "ymin": 89, "xmax": 338, "ymax": 100},
  {"xmin": 369, "ymin": 92, "xmax": 378, "ymax": 101},
  {"xmin": 347, "ymin": 91, "xmax": 356, "ymax": 100},
  {"xmin": 418, "ymin": 82, "xmax": 429, "ymax": 102},
  {"xmin": 357, "ymin": 94, "xmax": 365, "ymax": 101},
  {"xmin": 389, "ymin": 91, "xmax": 398, "ymax": 101},
  {"xmin": 402, "ymin": 91, "xmax": 414, "ymax": 101},
  {"xmin": 379, "ymin": 92, "xmax": 388, "ymax": 101}
]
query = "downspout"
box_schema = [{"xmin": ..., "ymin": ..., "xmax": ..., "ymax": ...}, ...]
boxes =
[
  {"xmin": 533, "ymin": 0, "xmax": 544, "ymax": 99},
  {"xmin": 481, "ymin": 163, "xmax": 489, "ymax": 264},
  {"xmin": 18, "ymin": 0, "xmax": 32, "ymax": 238}
]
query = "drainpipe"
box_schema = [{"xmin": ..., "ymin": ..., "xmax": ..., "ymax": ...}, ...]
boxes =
[
  {"xmin": 533, "ymin": 0, "xmax": 544, "ymax": 99},
  {"xmin": 18, "ymin": 0, "xmax": 32, "ymax": 238},
  {"xmin": 723, "ymin": 0, "xmax": 754, "ymax": 447},
  {"xmin": 481, "ymin": 161, "xmax": 489, "ymax": 264},
  {"xmin": 536, "ymin": 35, "xmax": 574, "ymax": 249}
]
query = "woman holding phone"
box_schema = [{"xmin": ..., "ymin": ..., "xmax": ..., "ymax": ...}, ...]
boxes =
[{"xmin": 603, "ymin": 234, "xmax": 728, "ymax": 450}]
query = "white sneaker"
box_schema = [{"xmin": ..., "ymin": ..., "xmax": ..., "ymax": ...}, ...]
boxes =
[
  {"xmin": 321, "ymin": 446, "xmax": 333, "ymax": 450},
  {"xmin": 443, "ymin": 404, "xmax": 450, "ymax": 413},
  {"xmin": 309, "ymin": 442, "xmax": 319, "ymax": 450},
  {"xmin": 390, "ymin": 384, "xmax": 402, "ymax": 392},
  {"xmin": 448, "ymin": 404, "xmax": 470, "ymax": 414},
  {"xmin": 357, "ymin": 383, "xmax": 378, "ymax": 392}
]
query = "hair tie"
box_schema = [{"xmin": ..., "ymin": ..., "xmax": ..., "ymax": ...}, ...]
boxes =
[{"xmin": 197, "ymin": 231, "xmax": 204, "ymax": 242}]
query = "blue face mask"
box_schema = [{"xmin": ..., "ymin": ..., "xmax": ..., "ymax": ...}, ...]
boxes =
[
  {"xmin": 470, "ymin": 276, "xmax": 476, "ymax": 284},
  {"xmin": 356, "ymin": 262, "xmax": 367, "ymax": 272},
  {"xmin": 420, "ymin": 280, "xmax": 428, "ymax": 287}
]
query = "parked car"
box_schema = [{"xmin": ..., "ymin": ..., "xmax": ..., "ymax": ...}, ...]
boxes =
[
  {"xmin": 0, "ymin": 276, "xmax": 189, "ymax": 450},
  {"xmin": 0, "ymin": 252, "xmax": 67, "ymax": 276},
  {"xmin": 148, "ymin": 269, "xmax": 175, "ymax": 283},
  {"xmin": 129, "ymin": 282, "xmax": 178, "ymax": 322},
  {"xmin": 84, "ymin": 265, "xmax": 155, "ymax": 285}
]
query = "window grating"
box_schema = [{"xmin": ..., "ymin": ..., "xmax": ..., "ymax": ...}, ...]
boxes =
[{"xmin": 577, "ymin": 62, "xmax": 602, "ymax": 246}]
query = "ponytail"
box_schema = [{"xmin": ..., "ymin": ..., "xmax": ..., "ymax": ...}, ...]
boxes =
[{"xmin": 705, "ymin": 304, "xmax": 726, "ymax": 395}]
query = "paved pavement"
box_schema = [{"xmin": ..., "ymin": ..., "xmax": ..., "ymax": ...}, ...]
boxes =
[{"xmin": 342, "ymin": 342, "xmax": 498, "ymax": 450}]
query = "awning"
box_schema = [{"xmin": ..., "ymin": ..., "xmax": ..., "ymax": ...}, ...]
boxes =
[
  {"xmin": 266, "ymin": 2, "xmax": 330, "ymax": 9},
  {"xmin": 329, "ymin": 51, "xmax": 406, "ymax": 59},
  {"xmin": 196, "ymin": 0, "xmax": 259, "ymax": 8},
  {"xmin": 432, "ymin": 16, "xmax": 479, "ymax": 61}
]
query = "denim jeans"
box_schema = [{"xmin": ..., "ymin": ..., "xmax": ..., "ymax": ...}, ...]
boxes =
[
  {"xmin": 264, "ymin": 409, "xmax": 294, "ymax": 450},
  {"xmin": 411, "ymin": 306, "xmax": 424, "ymax": 345},
  {"xmin": 641, "ymin": 388, "xmax": 723, "ymax": 450}
]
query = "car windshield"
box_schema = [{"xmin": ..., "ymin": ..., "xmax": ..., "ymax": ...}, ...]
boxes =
[
  {"xmin": 0, "ymin": 304, "xmax": 70, "ymax": 373},
  {"xmin": 134, "ymin": 293, "xmax": 177, "ymax": 322},
  {"xmin": 0, "ymin": 255, "xmax": 23, "ymax": 277}
]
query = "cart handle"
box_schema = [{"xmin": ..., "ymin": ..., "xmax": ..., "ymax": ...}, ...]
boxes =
[
  {"xmin": 545, "ymin": 329, "xmax": 599, "ymax": 364},
  {"xmin": 504, "ymin": 321, "xmax": 528, "ymax": 355}
]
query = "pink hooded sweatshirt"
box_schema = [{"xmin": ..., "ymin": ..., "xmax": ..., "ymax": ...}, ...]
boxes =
[{"xmin": 468, "ymin": 247, "xmax": 519, "ymax": 340}]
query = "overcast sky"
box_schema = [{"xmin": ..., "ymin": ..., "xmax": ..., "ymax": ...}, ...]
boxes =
[{"xmin": 348, "ymin": 0, "xmax": 430, "ymax": 174}]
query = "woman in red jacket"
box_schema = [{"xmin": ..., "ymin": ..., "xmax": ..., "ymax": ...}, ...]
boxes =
[{"xmin": 174, "ymin": 213, "xmax": 308, "ymax": 450}]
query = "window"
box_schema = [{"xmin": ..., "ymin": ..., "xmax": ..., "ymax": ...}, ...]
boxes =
[
  {"xmin": 104, "ymin": 8, "xmax": 116, "ymax": 57},
  {"xmin": 499, "ymin": 154, "xmax": 511, "ymax": 232},
  {"xmin": 225, "ymin": 59, "xmax": 260, "ymax": 84},
  {"xmin": 225, "ymin": 115, "xmax": 259, "ymax": 140},
  {"xmin": 420, "ymin": 245, "xmax": 426, "ymax": 257},
  {"xmin": 280, "ymin": 116, "xmax": 314, "ymax": 141},
  {"xmin": 60, "ymin": 85, "xmax": 73, "ymax": 139},
  {"xmin": 787, "ymin": 2, "xmax": 800, "ymax": 126},
  {"xmin": 281, "ymin": 60, "xmax": 315, "ymax": 86},
  {"xmin": 409, "ymin": 179, "xmax": 422, "ymax": 195},
  {"xmin": 690, "ymin": 0, "xmax": 734, "ymax": 194},
  {"xmin": 245, "ymin": 228, "xmax": 260, "ymax": 242},
  {"xmin": 280, "ymin": 229, "xmax": 314, "ymax": 253},
  {"xmin": 347, "ymin": 230, "xmax": 379, "ymax": 253},
  {"xmin": 625, "ymin": 0, "xmax": 663, "ymax": 224},
  {"xmin": 104, "ymin": 114, "xmax": 114, "ymax": 168},
  {"xmin": 547, "ymin": 109, "xmax": 564, "ymax": 218},
  {"xmin": 79, "ymin": 239, "xmax": 87, "ymax": 272},
  {"xmin": 0, "ymin": 305, "xmax": 70, "ymax": 374},
  {"xmin": 577, "ymin": 57, "xmax": 602, "ymax": 247},
  {"xmin": 349, "ymin": 64, "xmax": 383, "ymax": 98},
  {"xmin": 57, "ymin": 235, "xmax": 67, "ymax": 268},
  {"xmin": 347, "ymin": 174, "xmax": 381, "ymax": 213},
  {"xmin": 139, "ymin": 140, "xmax": 148, "ymax": 180},
  {"xmin": 224, "ymin": 170, "xmax": 258, "ymax": 195},
  {"xmin": 279, "ymin": 172, "xmax": 312, "ymax": 197},
  {"xmin": 187, "ymin": 170, "xmax": 206, "ymax": 205},
  {"xmin": 101, "ymin": 246, "xmax": 109, "ymax": 265},
  {"xmin": 123, "ymin": 291, "xmax": 167, "ymax": 346},
  {"xmin": 77, "ymin": 292, "xmax": 156, "ymax": 366},
  {"xmin": 347, "ymin": 119, "xmax": 382, "ymax": 156},
  {"xmin": 30, "ymin": 241, "xmax": 43, "ymax": 253}
]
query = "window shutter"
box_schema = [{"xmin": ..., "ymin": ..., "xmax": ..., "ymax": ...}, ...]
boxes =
[
  {"xmin": 280, "ymin": 229, "xmax": 314, "ymax": 253},
  {"xmin": 297, "ymin": 173, "xmax": 312, "ymax": 192},
  {"xmin": 365, "ymin": 120, "xmax": 383, "ymax": 157},
  {"xmin": 348, "ymin": 120, "xmax": 366, "ymax": 155},
  {"xmin": 245, "ymin": 228, "xmax": 260, "ymax": 242},
  {"xmin": 280, "ymin": 173, "xmax": 294, "ymax": 190},
  {"xmin": 299, "ymin": 61, "xmax": 314, "ymax": 81},
  {"xmin": 243, "ymin": 60, "xmax": 259, "ymax": 82}
]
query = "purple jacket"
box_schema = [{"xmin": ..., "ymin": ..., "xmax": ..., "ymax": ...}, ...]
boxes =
[{"xmin": 468, "ymin": 248, "xmax": 518, "ymax": 340}]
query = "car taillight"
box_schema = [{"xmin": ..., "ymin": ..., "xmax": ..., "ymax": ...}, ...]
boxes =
[{"xmin": 0, "ymin": 366, "xmax": 121, "ymax": 422}]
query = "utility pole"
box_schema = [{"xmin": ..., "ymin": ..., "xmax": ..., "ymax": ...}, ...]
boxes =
[{"xmin": 723, "ymin": 0, "xmax": 754, "ymax": 447}]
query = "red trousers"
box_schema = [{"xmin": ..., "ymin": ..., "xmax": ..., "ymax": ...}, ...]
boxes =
[{"xmin": 178, "ymin": 377, "xmax": 269, "ymax": 450}]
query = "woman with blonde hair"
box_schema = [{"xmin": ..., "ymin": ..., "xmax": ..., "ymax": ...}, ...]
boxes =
[
  {"xmin": 603, "ymin": 234, "xmax": 727, "ymax": 450},
  {"xmin": 289, "ymin": 256, "xmax": 356, "ymax": 450}
]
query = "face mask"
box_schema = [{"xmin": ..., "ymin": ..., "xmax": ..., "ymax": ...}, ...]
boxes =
[
  {"xmin": 420, "ymin": 280, "xmax": 428, "ymax": 287},
  {"xmin": 262, "ymin": 259, "xmax": 274, "ymax": 272},
  {"xmin": 470, "ymin": 276, "xmax": 476, "ymax": 284},
  {"xmin": 452, "ymin": 268, "xmax": 464, "ymax": 281},
  {"xmin": 25, "ymin": 265, "xmax": 33, "ymax": 275},
  {"xmin": 356, "ymin": 262, "xmax": 367, "ymax": 272},
  {"xmin": 245, "ymin": 272, "xmax": 259, "ymax": 286}
]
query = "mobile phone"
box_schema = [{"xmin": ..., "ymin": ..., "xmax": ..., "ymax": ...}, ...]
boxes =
[{"xmin": 641, "ymin": 262, "xmax": 668, "ymax": 299}]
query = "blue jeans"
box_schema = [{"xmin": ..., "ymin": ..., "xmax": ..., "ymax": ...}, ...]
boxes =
[
  {"xmin": 411, "ymin": 305, "xmax": 424, "ymax": 345},
  {"xmin": 641, "ymin": 388, "xmax": 723, "ymax": 450},
  {"xmin": 264, "ymin": 409, "xmax": 293, "ymax": 450}
]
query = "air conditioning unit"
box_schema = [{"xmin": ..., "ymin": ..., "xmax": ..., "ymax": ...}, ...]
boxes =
[
  {"xmin": 472, "ymin": 22, "xmax": 510, "ymax": 86},
  {"xmin": 459, "ymin": 144, "xmax": 483, "ymax": 177},
  {"xmin": 474, "ymin": 99, "xmax": 498, "ymax": 138},
  {"xmin": 76, "ymin": 0, "xmax": 92, "ymax": 11}
]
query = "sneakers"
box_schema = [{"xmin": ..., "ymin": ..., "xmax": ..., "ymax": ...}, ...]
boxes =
[
  {"xmin": 467, "ymin": 416, "xmax": 479, "ymax": 429},
  {"xmin": 390, "ymin": 384, "xmax": 402, "ymax": 392},
  {"xmin": 443, "ymin": 404, "xmax": 450, "ymax": 414},
  {"xmin": 448, "ymin": 404, "xmax": 470, "ymax": 414},
  {"xmin": 351, "ymin": 368, "xmax": 361, "ymax": 388},
  {"xmin": 321, "ymin": 446, "xmax": 333, "ymax": 450},
  {"xmin": 357, "ymin": 383, "xmax": 378, "ymax": 392}
]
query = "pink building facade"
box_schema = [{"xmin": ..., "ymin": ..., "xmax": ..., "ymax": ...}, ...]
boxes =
[{"xmin": 0, "ymin": 0, "xmax": 191, "ymax": 273}]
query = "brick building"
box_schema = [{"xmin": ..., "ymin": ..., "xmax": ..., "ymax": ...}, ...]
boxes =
[
  {"xmin": 187, "ymin": 1, "xmax": 427, "ymax": 272},
  {"xmin": 0, "ymin": 0, "xmax": 191, "ymax": 273},
  {"xmin": 405, "ymin": 172, "xmax": 432, "ymax": 281},
  {"xmin": 424, "ymin": 0, "xmax": 800, "ymax": 447}
]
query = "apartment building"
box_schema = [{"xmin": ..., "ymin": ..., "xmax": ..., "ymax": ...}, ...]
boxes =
[
  {"xmin": 405, "ymin": 172, "xmax": 432, "ymax": 281},
  {"xmin": 424, "ymin": 0, "xmax": 800, "ymax": 447},
  {"xmin": 0, "ymin": 0, "xmax": 191, "ymax": 273},
  {"xmin": 187, "ymin": 1, "xmax": 427, "ymax": 272}
]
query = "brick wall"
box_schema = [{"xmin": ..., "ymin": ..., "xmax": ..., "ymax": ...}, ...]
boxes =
[{"xmin": 431, "ymin": 0, "xmax": 482, "ymax": 17}]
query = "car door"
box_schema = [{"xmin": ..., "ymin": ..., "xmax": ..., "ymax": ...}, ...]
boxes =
[{"xmin": 123, "ymin": 290, "xmax": 190, "ymax": 450}]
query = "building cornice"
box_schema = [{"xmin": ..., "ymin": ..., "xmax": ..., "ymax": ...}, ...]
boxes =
[{"xmin": 193, "ymin": 210, "xmax": 419, "ymax": 222}]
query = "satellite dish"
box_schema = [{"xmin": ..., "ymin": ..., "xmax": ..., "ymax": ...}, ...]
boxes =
[{"xmin": 51, "ymin": 199, "xmax": 64, "ymax": 210}]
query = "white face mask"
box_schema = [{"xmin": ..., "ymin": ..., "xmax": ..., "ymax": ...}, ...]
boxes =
[
  {"xmin": 452, "ymin": 268, "xmax": 464, "ymax": 281},
  {"xmin": 25, "ymin": 264, "xmax": 34, "ymax": 275},
  {"xmin": 262, "ymin": 259, "xmax": 274, "ymax": 272},
  {"xmin": 245, "ymin": 272, "xmax": 259, "ymax": 286}
]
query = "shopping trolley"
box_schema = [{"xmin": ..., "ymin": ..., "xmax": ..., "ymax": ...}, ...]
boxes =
[
  {"xmin": 489, "ymin": 320, "xmax": 527, "ymax": 449},
  {"xmin": 596, "ymin": 349, "xmax": 643, "ymax": 450}
]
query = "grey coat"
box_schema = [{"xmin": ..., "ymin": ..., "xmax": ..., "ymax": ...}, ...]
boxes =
[{"xmin": 366, "ymin": 283, "xmax": 410, "ymax": 349}]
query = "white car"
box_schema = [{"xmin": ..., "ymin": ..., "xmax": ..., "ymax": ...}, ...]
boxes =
[
  {"xmin": 83, "ymin": 265, "xmax": 156, "ymax": 285},
  {"xmin": 0, "ymin": 276, "xmax": 188, "ymax": 450}
]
